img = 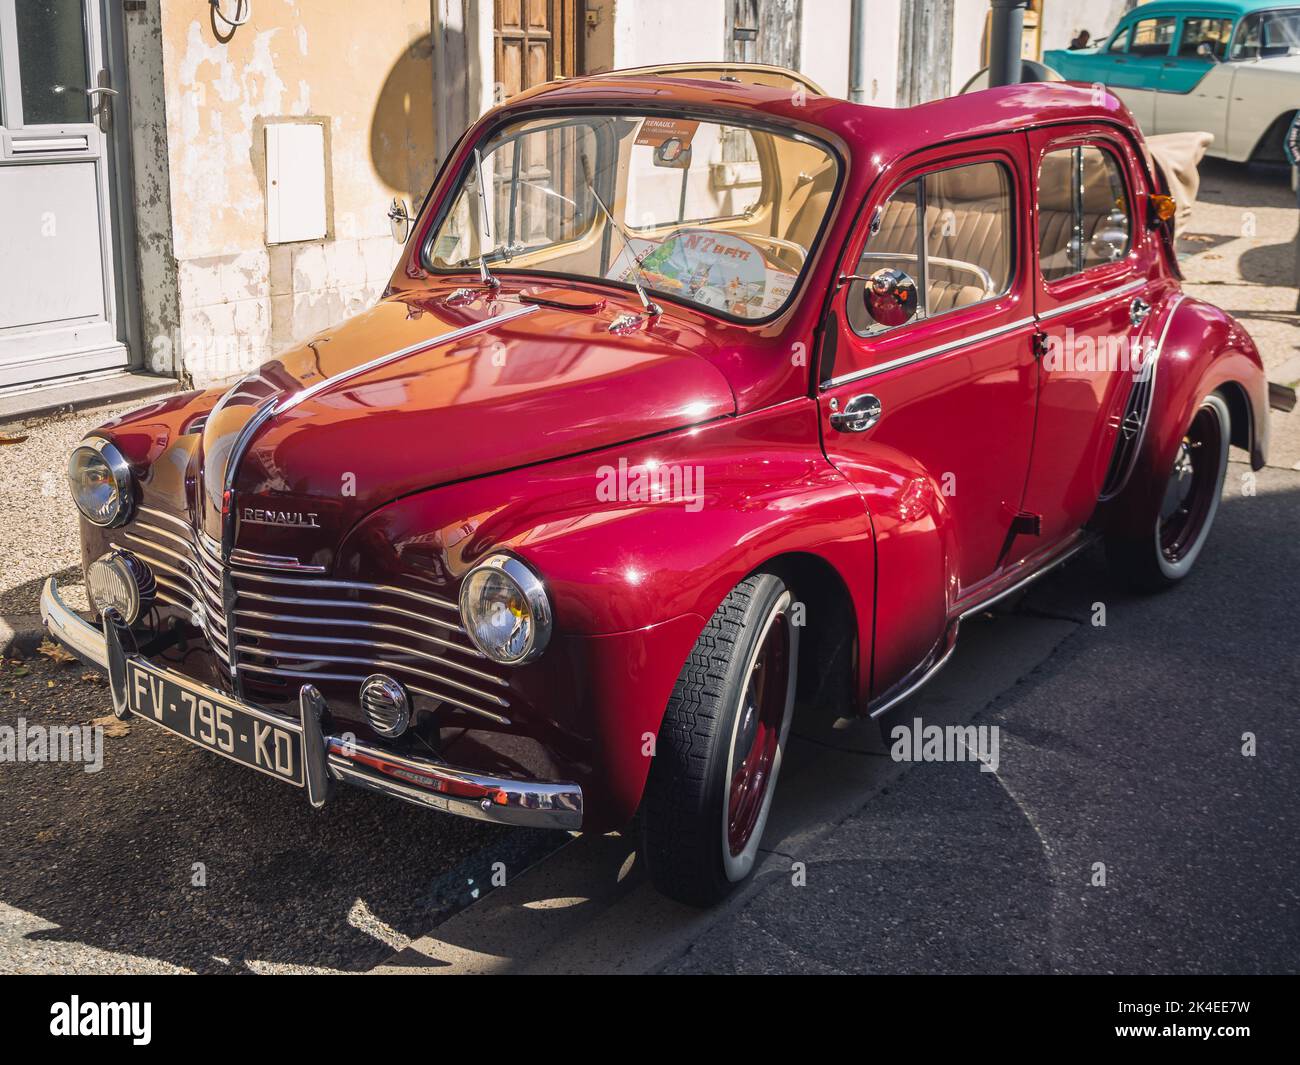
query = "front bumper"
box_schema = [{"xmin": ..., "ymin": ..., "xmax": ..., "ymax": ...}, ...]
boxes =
[{"xmin": 39, "ymin": 577, "xmax": 583, "ymax": 831}]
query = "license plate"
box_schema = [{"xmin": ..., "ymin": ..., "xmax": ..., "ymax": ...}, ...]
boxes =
[{"xmin": 126, "ymin": 660, "xmax": 304, "ymax": 787}]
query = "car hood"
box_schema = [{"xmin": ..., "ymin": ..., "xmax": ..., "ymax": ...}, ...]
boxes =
[
  {"xmin": 196, "ymin": 289, "xmax": 736, "ymax": 565},
  {"xmin": 1248, "ymin": 51, "xmax": 1300, "ymax": 73}
]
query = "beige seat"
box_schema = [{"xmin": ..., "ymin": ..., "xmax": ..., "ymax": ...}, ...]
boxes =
[
  {"xmin": 846, "ymin": 162, "xmax": 1011, "ymax": 332},
  {"xmin": 1038, "ymin": 148, "xmax": 1129, "ymax": 281}
]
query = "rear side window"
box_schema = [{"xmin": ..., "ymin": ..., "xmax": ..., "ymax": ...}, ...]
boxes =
[
  {"xmin": 1038, "ymin": 146, "xmax": 1132, "ymax": 282},
  {"xmin": 848, "ymin": 160, "xmax": 1013, "ymax": 335},
  {"xmin": 1129, "ymin": 17, "xmax": 1176, "ymax": 56},
  {"xmin": 1178, "ymin": 17, "xmax": 1233, "ymax": 58}
]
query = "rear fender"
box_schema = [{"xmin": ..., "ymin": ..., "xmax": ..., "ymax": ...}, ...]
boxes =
[{"xmin": 1096, "ymin": 297, "xmax": 1268, "ymax": 538}]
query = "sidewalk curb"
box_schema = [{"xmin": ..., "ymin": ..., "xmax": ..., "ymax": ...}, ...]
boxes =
[{"xmin": 0, "ymin": 614, "xmax": 46, "ymax": 659}]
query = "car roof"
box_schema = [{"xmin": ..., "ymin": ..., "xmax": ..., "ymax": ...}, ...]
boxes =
[
  {"xmin": 1117, "ymin": 0, "xmax": 1297, "ymax": 19},
  {"xmin": 500, "ymin": 75, "xmax": 1145, "ymax": 165}
]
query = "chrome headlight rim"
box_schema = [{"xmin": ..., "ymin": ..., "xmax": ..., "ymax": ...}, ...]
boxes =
[
  {"xmin": 458, "ymin": 552, "xmax": 553, "ymax": 666},
  {"xmin": 67, "ymin": 436, "xmax": 133, "ymax": 528}
]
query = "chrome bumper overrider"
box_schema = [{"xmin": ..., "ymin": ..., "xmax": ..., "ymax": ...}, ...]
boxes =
[{"xmin": 38, "ymin": 577, "xmax": 583, "ymax": 831}]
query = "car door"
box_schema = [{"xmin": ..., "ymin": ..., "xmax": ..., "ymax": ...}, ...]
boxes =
[
  {"xmin": 818, "ymin": 139, "xmax": 1038, "ymax": 698},
  {"xmin": 1017, "ymin": 128, "xmax": 1154, "ymax": 556},
  {"xmin": 1154, "ymin": 12, "xmax": 1235, "ymax": 143},
  {"xmin": 1107, "ymin": 13, "xmax": 1177, "ymax": 131}
]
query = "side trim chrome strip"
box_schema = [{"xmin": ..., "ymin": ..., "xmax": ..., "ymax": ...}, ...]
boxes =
[
  {"xmin": 1035, "ymin": 277, "xmax": 1145, "ymax": 322},
  {"xmin": 867, "ymin": 533, "xmax": 1097, "ymax": 720},
  {"xmin": 823, "ymin": 315, "xmax": 1037, "ymax": 389},
  {"xmin": 867, "ymin": 636, "xmax": 958, "ymax": 720},
  {"xmin": 955, "ymin": 532, "xmax": 1096, "ymax": 622}
]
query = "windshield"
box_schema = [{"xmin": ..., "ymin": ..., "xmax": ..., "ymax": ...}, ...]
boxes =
[
  {"xmin": 1232, "ymin": 9, "xmax": 1300, "ymax": 58},
  {"xmin": 423, "ymin": 111, "xmax": 840, "ymax": 321}
]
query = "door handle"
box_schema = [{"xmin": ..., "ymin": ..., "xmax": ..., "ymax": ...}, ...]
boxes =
[
  {"xmin": 1130, "ymin": 297, "xmax": 1151, "ymax": 326},
  {"xmin": 829, "ymin": 394, "xmax": 882, "ymax": 433},
  {"xmin": 86, "ymin": 73, "xmax": 118, "ymax": 132}
]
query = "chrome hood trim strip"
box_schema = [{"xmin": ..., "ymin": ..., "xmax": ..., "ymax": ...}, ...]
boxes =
[
  {"xmin": 273, "ymin": 301, "xmax": 539, "ymax": 416},
  {"xmin": 213, "ymin": 300, "xmax": 539, "ymax": 555}
]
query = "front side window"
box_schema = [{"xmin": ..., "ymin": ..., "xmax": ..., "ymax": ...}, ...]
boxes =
[
  {"xmin": 1107, "ymin": 26, "xmax": 1131, "ymax": 52},
  {"xmin": 847, "ymin": 160, "xmax": 1013, "ymax": 335},
  {"xmin": 1129, "ymin": 17, "xmax": 1177, "ymax": 56},
  {"xmin": 424, "ymin": 112, "xmax": 839, "ymax": 322},
  {"xmin": 1231, "ymin": 9, "xmax": 1300, "ymax": 58},
  {"xmin": 1038, "ymin": 145, "xmax": 1132, "ymax": 282},
  {"xmin": 1179, "ymin": 17, "xmax": 1233, "ymax": 58}
]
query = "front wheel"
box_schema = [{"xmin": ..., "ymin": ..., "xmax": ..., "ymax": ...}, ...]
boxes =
[
  {"xmin": 1106, "ymin": 392, "xmax": 1230, "ymax": 590},
  {"xmin": 640, "ymin": 573, "xmax": 798, "ymax": 906}
]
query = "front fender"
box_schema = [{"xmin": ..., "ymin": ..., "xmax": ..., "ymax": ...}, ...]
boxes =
[
  {"xmin": 1097, "ymin": 296, "xmax": 1268, "ymax": 539},
  {"xmin": 338, "ymin": 398, "xmax": 875, "ymax": 829}
]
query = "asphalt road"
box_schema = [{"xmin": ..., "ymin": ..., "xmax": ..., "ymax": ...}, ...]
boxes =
[
  {"xmin": 669, "ymin": 465, "xmax": 1300, "ymax": 974},
  {"xmin": 381, "ymin": 465, "xmax": 1299, "ymax": 974}
]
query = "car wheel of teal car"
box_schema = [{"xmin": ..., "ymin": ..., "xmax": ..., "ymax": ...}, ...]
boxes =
[{"xmin": 641, "ymin": 573, "xmax": 799, "ymax": 907}]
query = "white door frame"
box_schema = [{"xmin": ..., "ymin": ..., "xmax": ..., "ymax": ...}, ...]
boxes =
[{"xmin": 0, "ymin": 0, "xmax": 129, "ymax": 388}]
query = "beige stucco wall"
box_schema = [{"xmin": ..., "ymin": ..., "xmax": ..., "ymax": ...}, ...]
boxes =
[{"xmin": 152, "ymin": 0, "xmax": 436, "ymax": 386}]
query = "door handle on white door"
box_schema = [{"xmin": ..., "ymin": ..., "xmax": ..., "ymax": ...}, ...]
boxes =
[
  {"xmin": 829, "ymin": 394, "xmax": 883, "ymax": 433},
  {"xmin": 86, "ymin": 76, "xmax": 118, "ymax": 132}
]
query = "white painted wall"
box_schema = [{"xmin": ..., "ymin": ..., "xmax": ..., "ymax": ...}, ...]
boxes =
[
  {"xmin": 800, "ymin": 0, "xmax": 851, "ymax": 98},
  {"xmin": 1040, "ymin": 0, "xmax": 1133, "ymax": 54},
  {"xmin": 611, "ymin": 0, "xmax": 728, "ymax": 67},
  {"xmin": 950, "ymin": 0, "xmax": 989, "ymax": 96},
  {"xmin": 843, "ymin": 0, "xmax": 902, "ymax": 105}
]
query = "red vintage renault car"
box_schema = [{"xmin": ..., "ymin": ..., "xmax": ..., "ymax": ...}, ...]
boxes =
[{"xmin": 42, "ymin": 67, "xmax": 1282, "ymax": 905}]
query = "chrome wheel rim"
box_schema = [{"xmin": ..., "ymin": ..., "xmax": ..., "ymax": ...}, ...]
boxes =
[{"xmin": 725, "ymin": 603, "xmax": 792, "ymax": 859}]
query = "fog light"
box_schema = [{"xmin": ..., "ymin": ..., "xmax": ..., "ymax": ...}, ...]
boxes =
[
  {"xmin": 87, "ymin": 550, "xmax": 154, "ymax": 625},
  {"xmin": 360, "ymin": 674, "xmax": 410, "ymax": 737}
]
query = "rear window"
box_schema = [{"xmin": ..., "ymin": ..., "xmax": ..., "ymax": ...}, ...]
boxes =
[{"xmin": 1038, "ymin": 145, "xmax": 1132, "ymax": 282}]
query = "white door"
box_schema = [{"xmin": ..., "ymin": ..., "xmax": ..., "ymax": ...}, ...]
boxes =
[{"xmin": 0, "ymin": 0, "xmax": 127, "ymax": 388}]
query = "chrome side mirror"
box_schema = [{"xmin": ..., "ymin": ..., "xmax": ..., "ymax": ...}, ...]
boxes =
[
  {"xmin": 388, "ymin": 198, "xmax": 412, "ymax": 244},
  {"xmin": 1196, "ymin": 42, "xmax": 1220, "ymax": 62},
  {"xmin": 863, "ymin": 267, "xmax": 919, "ymax": 328}
]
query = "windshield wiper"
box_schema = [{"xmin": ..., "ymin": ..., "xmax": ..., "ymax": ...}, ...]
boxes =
[
  {"xmin": 471, "ymin": 148, "xmax": 501, "ymax": 290},
  {"xmin": 580, "ymin": 154, "xmax": 661, "ymax": 320}
]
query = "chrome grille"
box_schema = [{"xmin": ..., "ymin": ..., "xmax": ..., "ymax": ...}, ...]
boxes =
[
  {"xmin": 116, "ymin": 506, "xmax": 511, "ymax": 725},
  {"xmin": 115, "ymin": 507, "xmax": 231, "ymax": 669}
]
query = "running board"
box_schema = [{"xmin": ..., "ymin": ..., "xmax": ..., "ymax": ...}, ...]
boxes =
[{"xmin": 866, "ymin": 534, "xmax": 1096, "ymax": 719}]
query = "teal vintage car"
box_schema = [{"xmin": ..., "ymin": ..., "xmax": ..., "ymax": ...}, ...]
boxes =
[{"xmin": 1045, "ymin": 1, "xmax": 1300, "ymax": 162}]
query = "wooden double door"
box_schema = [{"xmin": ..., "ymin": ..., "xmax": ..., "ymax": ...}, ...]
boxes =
[{"xmin": 494, "ymin": 0, "xmax": 583, "ymax": 100}]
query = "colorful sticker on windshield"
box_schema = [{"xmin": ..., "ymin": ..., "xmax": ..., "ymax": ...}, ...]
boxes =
[{"xmin": 607, "ymin": 229, "xmax": 798, "ymax": 318}]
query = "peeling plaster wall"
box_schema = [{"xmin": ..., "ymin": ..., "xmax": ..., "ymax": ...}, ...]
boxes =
[
  {"xmin": 155, "ymin": 0, "xmax": 436, "ymax": 386},
  {"xmin": 124, "ymin": 2, "xmax": 181, "ymax": 376}
]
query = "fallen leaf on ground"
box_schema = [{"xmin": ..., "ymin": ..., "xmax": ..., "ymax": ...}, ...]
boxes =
[
  {"xmin": 35, "ymin": 829, "xmax": 55, "ymax": 843},
  {"xmin": 91, "ymin": 713, "xmax": 130, "ymax": 737},
  {"xmin": 37, "ymin": 639, "xmax": 76, "ymax": 665},
  {"xmin": 0, "ymin": 435, "xmax": 28, "ymax": 445}
]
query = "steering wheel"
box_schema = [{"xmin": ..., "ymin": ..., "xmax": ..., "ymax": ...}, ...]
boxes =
[{"xmin": 740, "ymin": 233, "xmax": 808, "ymax": 273}]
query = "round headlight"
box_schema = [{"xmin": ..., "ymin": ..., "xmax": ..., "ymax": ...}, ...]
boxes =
[
  {"xmin": 87, "ymin": 550, "xmax": 154, "ymax": 625},
  {"xmin": 458, "ymin": 553, "xmax": 552, "ymax": 665},
  {"xmin": 67, "ymin": 438, "xmax": 133, "ymax": 527}
]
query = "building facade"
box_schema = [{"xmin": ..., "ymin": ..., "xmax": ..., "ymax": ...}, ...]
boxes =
[{"xmin": 0, "ymin": 0, "xmax": 1142, "ymax": 402}]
